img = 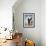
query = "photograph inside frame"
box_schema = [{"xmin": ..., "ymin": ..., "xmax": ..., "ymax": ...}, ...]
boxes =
[{"xmin": 23, "ymin": 13, "xmax": 35, "ymax": 28}]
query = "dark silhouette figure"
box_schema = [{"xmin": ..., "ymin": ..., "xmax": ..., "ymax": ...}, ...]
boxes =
[{"xmin": 28, "ymin": 17, "xmax": 32, "ymax": 25}]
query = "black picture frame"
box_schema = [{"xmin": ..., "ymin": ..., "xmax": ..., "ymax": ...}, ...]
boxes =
[{"xmin": 23, "ymin": 13, "xmax": 35, "ymax": 28}]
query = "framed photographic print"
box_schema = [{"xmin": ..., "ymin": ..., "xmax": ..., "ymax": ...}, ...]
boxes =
[{"xmin": 23, "ymin": 13, "xmax": 35, "ymax": 28}]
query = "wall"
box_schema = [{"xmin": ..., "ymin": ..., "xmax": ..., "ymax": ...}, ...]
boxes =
[
  {"xmin": 0, "ymin": 0, "xmax": 17, "ymax": 30},
  {"xmin": 13, "ymin": 0, "xmax": 41, "ymax": 46},
  {"xmin": 41, "ymin": 0, "xmax": 46, "ymax": 46}
]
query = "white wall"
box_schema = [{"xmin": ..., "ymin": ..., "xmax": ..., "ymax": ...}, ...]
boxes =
[
  {"xmin": 13, "ymin": 0, "xmax": 41, "ymax": 46},
  {"xmin": 0, "ymin": 0, "xmax": 17, "ymax": 30},
  {"xmin": 41, "ymin": 0, "xmax": 46, "ymax": 46}
]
